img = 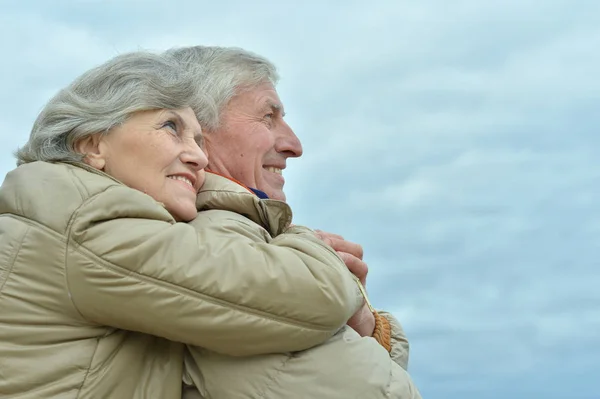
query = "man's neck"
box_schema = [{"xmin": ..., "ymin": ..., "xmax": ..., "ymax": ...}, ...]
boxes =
[
  {"xmin": 249, "ymin": 187, "xmax": 269, "ymax": 199},
  {"xmin": 205, "ymin": 170, "xmax": 269, "ymax": 199}
]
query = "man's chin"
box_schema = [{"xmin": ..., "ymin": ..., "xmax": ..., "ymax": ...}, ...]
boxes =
[
  {"xmin": 264, "ymin": 188, "xmax": 286, "ymax": 202},
  {"xmin": 274, "ymin": 193, "xmax": 287, "ymax": 202}
]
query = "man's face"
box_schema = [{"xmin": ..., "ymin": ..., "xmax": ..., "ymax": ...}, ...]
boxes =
[{"xmin": 204, "ymin": 82, "xmax": 303, "ymax": 201}]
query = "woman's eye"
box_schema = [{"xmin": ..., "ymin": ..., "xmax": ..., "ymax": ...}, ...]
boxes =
[{"xmin": 163, "ymin": 121, "xmax": 177, "ymax": 133}]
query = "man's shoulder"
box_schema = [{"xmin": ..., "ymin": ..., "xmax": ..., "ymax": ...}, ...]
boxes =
[{"xmin": 191, "ymin": 208, "xmax": 269, "ymax": 238}]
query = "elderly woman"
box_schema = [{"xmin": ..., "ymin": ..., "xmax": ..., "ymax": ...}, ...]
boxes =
[
  {"xmin": 0, "ymin": 51, "xmax": 364, "ymax": 398},
  {"xmin": 168, "ymin": 46, "xmax": 422, "ymax": 398}
]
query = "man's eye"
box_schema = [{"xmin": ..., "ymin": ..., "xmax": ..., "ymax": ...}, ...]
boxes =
[{"xmin": 264, "ymin": 113, "xmax": 274, "ymax": 120}]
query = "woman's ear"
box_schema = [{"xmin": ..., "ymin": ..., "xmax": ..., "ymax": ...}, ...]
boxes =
[{"xmin": 74, "ymin": 134, "xmax": 106, "ymax": 170}]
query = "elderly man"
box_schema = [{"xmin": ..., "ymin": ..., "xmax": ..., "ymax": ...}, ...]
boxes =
[{"xmin": 167, "ymin": 46, "xmax": 421, "ymax": 398}]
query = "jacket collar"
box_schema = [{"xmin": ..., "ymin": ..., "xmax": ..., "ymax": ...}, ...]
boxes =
[
  {"xmin": 64, "ymin": 164, "xmax": 291, "ymax": 235},
  {"xmin": 66, "ymin": 161, "xmax": 123, "ymax": 184},
  {"xmin": 196, "ymin": 172, "xmax": 293, "ymax": 236}
]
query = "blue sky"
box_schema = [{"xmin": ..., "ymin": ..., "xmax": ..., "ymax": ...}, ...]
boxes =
[{"xmin": 1, "ymin": 1, "xmax": 599, "ymax": 398}]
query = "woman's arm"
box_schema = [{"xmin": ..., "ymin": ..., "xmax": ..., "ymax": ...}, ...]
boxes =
[
  {"xmin": 378, "ymin": 311, "xmax": 411, "ymax": 370},
  {"xmin": 65, "ymin": 185, "xmax": 363, "ymax": 356}
]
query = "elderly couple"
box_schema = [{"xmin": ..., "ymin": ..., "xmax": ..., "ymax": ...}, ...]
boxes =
[{"xmin": 0, "ymin": 46, "xmax": 421, "ymax": 398}]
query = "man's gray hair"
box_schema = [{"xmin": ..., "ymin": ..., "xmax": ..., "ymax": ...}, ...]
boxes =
[
  {"xmin": 164, "ymin": 46, "xmax": 279, "ymax": 132},
  {"xmin": 16, "ymin": 51, "xmax": 216, "ymax": 166}
]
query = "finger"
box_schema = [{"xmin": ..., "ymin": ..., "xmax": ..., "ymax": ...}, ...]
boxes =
[
  {"xmin": 314, "ymin": 229, "xmax": 345, "ymax": 240},
  {"xmin": 337, "ymin": 251, "xmax": 368, "ymax": 285},
  {"xmin": 329, "ymin": 237, "xmax": 364, "ymax": 260},
  {"xmin": 320, "ymin": 236, "xmax": 333, "ymax": 248}
]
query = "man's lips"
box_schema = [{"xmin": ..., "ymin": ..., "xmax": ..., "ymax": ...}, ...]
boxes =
[{"xmin": 263, "ymin": 166, "xmax": 283, "ymax": 175}]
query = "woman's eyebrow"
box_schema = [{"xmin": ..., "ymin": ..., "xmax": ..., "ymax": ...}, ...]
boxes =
[
  {"xmin": 164, "ymin": 110, "xmax": 203, "ymax": 143},
  {"xmin": 165, "ymin": 110, "xmax": 186, "ymax": 127}
]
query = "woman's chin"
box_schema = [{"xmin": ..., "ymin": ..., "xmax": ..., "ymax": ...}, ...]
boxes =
[{"xmin": 167, "ymin": 205, "xmax": 198, "ymax": 223}]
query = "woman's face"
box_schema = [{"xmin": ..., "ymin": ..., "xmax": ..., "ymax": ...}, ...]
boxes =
[{"xmin": 83, "ymin": 107, "xmax": 208, "ymax": 222}]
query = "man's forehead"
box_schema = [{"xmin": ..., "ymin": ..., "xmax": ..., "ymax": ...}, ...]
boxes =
[
  {"xmin": 251, "ymin": 83, "xmax": 281, "ymax": 103},
  {"xmin": 229, "ymin": 83, "xmax": 285, "ymax": 114}
]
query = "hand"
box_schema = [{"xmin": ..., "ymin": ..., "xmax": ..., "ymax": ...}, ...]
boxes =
[
  {"xmin": 314, "ymin": 230, "xmax": 375, "ymax": 336},
  {"xmin": 339, "ymin": 249, "xmax": 375, "ymax": 337},
  {"xmin": 315, "ymin": 230, "xmax": 367, "ymax": 285},
  {"xmin": 346, "ymin": 302, "xmax": 376, "ymax": 337},
  {"xmin": 315, "ymin": 230, "xmax": 363, "ymax": 259}
]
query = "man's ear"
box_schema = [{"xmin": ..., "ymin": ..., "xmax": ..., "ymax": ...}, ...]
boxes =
[{"xmin": 74, "ymin": 134, "xmax": 106, "ymax": 170}]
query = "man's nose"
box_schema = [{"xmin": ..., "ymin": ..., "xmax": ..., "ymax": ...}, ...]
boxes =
[{"xmin": 276, "ymin": 121, "xmax": 303, "ymax": 158}]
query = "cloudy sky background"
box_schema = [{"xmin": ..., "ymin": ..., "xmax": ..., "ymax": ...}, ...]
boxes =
[{"xmin": 1, "ymin": 1, "xmax": 599, "ymax": 397}]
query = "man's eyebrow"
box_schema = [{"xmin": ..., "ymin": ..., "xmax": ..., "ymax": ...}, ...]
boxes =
[{"xmin": 264, "ymin": 100, "xmax": 285, "ymax": 117}]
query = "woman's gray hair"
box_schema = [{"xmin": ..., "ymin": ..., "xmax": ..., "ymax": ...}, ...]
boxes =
[
  {"xmin": 164, "ymin": 46, "xmax": 279, "ymax": 132},
  {"xmin": 16, "ymin": 51, "xmax": 216, "ymax": 165}
]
